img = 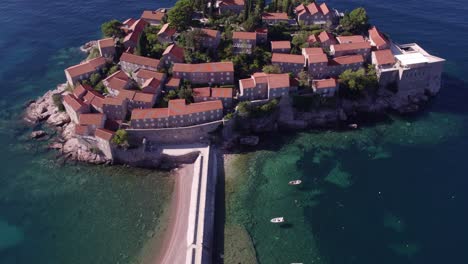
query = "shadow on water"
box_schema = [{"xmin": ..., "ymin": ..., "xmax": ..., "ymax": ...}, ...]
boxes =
[
  {"xmin": 212, "ymin": 149, "xmax": 226, "ymax": 264},
  {"xmin": 279, "ymin": 223, "xmax": 294, "ymax": 229}
]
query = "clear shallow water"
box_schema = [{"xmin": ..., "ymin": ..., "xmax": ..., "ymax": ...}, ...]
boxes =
[
  {"xmin": 0, "ymin": 0, "xmax": 177, "ymax": 263},
  {"xmin": 224, "ymin": 0, "xmax": 468, "ymax": 263}
]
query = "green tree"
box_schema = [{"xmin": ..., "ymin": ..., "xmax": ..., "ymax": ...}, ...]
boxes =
[
  {"xmin": 89, "ymin": 73, "xmax": 101, "ymax": 86},
  {"xmin": 237, "ymin": 101, "xmax": 252, "ymax": 117},
  {"xmin": 168, "ymin": 0, "xmax": 194, "ymax": 31},
  {"xmin": 340, "ymin": 7, "xmax": 370, "ymax": 34},
  {"xmin": 101, "ymin": 20, "xmax": 124, "ymax": 38},
  {"xmin": 164, "ymin": 90, "xmax": 178, "ymax": 102},
  {"xmin": 178, "ymin": 88, "xmax": 194, "ymax": 102},
  {"xmin": 339, "ymin": 66, "xmax": 378, "ymax": 95},
  {"xmin": 112, "ymin": 129, "xmax": 129, "ymax": 148},
  {"xmin": 297, "ymin": 70, "xmax": 310, "ymax": 87},
  {"xmin": 262, "ymin": 64, "xmax": 282, "ymax": 74}
]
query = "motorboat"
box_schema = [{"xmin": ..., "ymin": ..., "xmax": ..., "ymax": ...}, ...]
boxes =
[
  {"xmin": 348, "ymin": 123, "xmax": 358, "ymax": 129},
  {"xmin": 271, "ymin": 217, "xmax": 285, "ymax": 223},
  {"xmin": 288, "ymin": 180, "xmax": 302, "ymax": 185}
]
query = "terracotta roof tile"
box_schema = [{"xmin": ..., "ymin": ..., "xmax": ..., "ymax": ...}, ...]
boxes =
[
  {"xmin": 318, "ymin": 31, "xmax": 337, "ymax": 44},
  {"xmin": 211, "ymin": 88, "xmax": 233, "ymax": 98},
  {"xmin": 267, "ymin": 74, "xmax": 290, "ymax": 89},
  {"xmin": 135, "ymin": 69, "xmax": 165, "ymax": 80},
  {"xmin": 271, "ymin": 41, "xmax": 291, "ymax": 50},
  {"xmin": 308, "ymin": 53, "xmax": 328, "ymax": 64},
  {"xmin": 166, "ymin": 77, "xmax": 181, "ymax": 87},
  {"xmin": 79, "ymin": 113, "xmax": 105, "ymax": 126},
  {"xmin": 332, "ymin": 42, "xmax": 371, "ymax": 52},
  {"xmin": 240, "ymin": 78, "xmax": 256, "ymax": 89},
  {"xmin": 162, "ymin": 44, "xmax": 185, "ymax": 61},
  {"xmin": 63, "ymin": 94, "xmax": 86, "ymax": 111},
  {"xmin": 98, "ymin": 38, "xmax": 114, "ymax": 48},
  {"xmin": 172, "ymin": 62, "xmax": 234, "ymax": 73},
  {"xmin": 262, "ymin": 12, "xmax": 289, "ymax": 20},
  {"xmin": 302, "ymin": 47, "xmax": 324, "ymax": 55},
  {"xmin": 336, "ymin": 35, "xmax": 365, "ymax": 44},
  {"xmin": 65, "ymin": 57, "xmax": 106, "ymax": 78},
  {"xmin": 233, "ymin": 31, "xmax": 257, "ymax": 40},
  {"xmin": 329, "ymin": 55, "xmax": 364, "ymax": 66},
  {"xmin": 272, "ymin": 53, "xmax": 304, "ymax": 64},
  {"xmin": 75, "ymin": 125, "xmax": 89, "ymax": 136},
  {"xmin": 201, "ymin": 28, "xmax": 220, "ymax": 39},
  {"xmin": 158, "ymin": 23, "xmax": 176, "ymax": 36},
  {"xmin": 141, "ymin": 10, "xmax": 165, "ymax": 21},
  {"xmin": 133, "ymin": 92, "xmax": 156, "ymax": 103},
  {"xmin": 313, "ymin": 78, "xmax": 337, "ymax": 89},
  {"xmin": 131, "ymin": 100, "xmax": 223, "ymax": 120},
  {"xmin": 193, "ymin": 87, "xmax": 211, "ymax": 97},
  {"xmin": 373, "ymin": 49, "xmax": 396, "ymax": 65},
  {"xmin": 95, "ymin": 128, "xmax": 114, "ymax": 141},
  {"xmin": 73, "ymin": 84, "xmax": 92, "ymax": 98},
  {"xmin": 369, "ymin": 26, "xmax": 389, "ymax": 48},
  {"xmin": 120, "ymin": 52, "xmax": 160, "ymax": 68},
  {"xmin": 319, "ymin": 3, "xmax": 330, "ymax": 15}
]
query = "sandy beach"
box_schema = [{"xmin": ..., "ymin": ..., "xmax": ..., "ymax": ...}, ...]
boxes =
[{"xmin": 140, "ymin": 163, "xmax": 194, "ymax": 264}]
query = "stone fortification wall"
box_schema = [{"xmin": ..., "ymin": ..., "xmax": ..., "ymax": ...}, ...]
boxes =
[{"xmin": 126, "ymin": 120, "xmax": 223, "ymax": 145}]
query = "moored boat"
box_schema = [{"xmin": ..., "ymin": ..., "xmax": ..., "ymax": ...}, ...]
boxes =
[
  {"xmin": 271, "ymin": 217, "xmax": 285, "ymax": 223},
  {"xmin": 288, "ymin": 180, "xmax": 302, "ymax": 185}
]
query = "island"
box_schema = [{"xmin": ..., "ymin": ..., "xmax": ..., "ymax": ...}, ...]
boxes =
[{"xmin": 23, "ymin": 0, "xmax": 445, "ymax": 263}]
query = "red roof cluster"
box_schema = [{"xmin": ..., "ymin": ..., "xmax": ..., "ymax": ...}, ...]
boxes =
[
  {"xmin": 332, "ymin": 42, "xmax": 371, "ymax": 52},
  {"xmin": 79, "ymin": 113, "xmax": 105, "ymax": 126},
  {"xmin": 65, "ymin": 57, "xmax": 106, "ymax": 78},
  {"xmin": 233, "ymin": 31, "xmax": 257, "ymax": 40},
  {"xmin": 63, "ymin": 94, "xmax": 86, "ymax": 111},
  {"xmin": 173, "ymin": 62, "xmax": 234, "ymax": 73},
  {"xmin": 329, "ymin": 55, "xmax": 364, "ymax": 66},
  {"xmin": 373, "ymin": 49, "xmax": 396, "ymax": 65},
  {"xmin": 369, "ymin": 26, "xmax": 389, "ymax": 49}
]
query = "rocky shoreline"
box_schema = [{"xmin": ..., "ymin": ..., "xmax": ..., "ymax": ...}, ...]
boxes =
[{"xmin": 24, "ymin": 84, "xmax": 110, "ymax": 165}]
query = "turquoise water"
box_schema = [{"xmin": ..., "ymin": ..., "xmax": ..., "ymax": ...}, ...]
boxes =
[
  {"xmin": 224, "ymin": 0, "xmax": 468, "ymax": 263},
  {"xmin": 0, "ymin": 1, "xmax": 177, "ymax": 263}
]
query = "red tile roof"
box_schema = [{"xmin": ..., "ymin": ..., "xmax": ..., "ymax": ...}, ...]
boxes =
[
  {"xmin": 135, "ymin": 69, "xmax": 165, "ymax": 80},
  {"xmin": 272, "ymin": 53, "xmax": 304, "ymax": 64},
  {"xmin": 233, "ymin": 31, "xmax": 257, "ymax": 40},
  {"xmin": 313, "ymin": 78, "xmax": 337, "ymax": 89},
  {"xmin": 120, "ymin": 52, "xmax": 160, "ymax": 68},
  {"xmin": 308, "ymin": 34, "xmax": 318, "ymax": 43},
  {"xmin": 369, "ymin": 26, "xmax": 389, "ymax": 48},
  {"xmin": 95, "ymin": 128, "xmax": 114, "ymax": 141},
  {"xmin": 318, "ymin": 31, "xmax": 337, "ymax": 44},
  {"xmin": 262, "ymin": 12, "xmax": 289, "ymax": 20},
  {"xmin": 142, "ymin": 77, "xmax": 162, "ymax": 89},
  {"xmin": 329, "ymin": 55, "xmax": 364, "ymax": 66},
  {"xmin": 201, "ymin": 28, "xmax": 220, "ymax": 39},
  {"xmin": 141, "ymin": 10, "xmax": 165, "ymax": 21},
  {"xmin": 65, "ymin": 57, "xmax": 106, "ymax": 78},
  {"xmin": 240, "ymin": 78, "xmax": 256, "ymax": 89},
  {"xmin": 308, "ymin": 53, "xmax": 328, "ymax": 64},
  {"xmin": 63, "ymin": 94, "xmax": 86, "ymax": 111},
  {"xmin": 131, "ymin": 100, "xmax": 223, "ymax": 120},
  {"xmin": 166, "ymin": 77, "xmax": 181, "ymax": 87},
  {"xmin": 162, "ymin": 44, "xmax": 185, "ymax": 61},
  {"xmin": 103, "ymin": 96, "xmax": 126, "ymax": 106},
  {"xmin": 332, "ymin": 42, "xmax": 371, "ymax": 52},
  {"xmin": 79, "ymin": 113, "xmax": 105, "ymax": 126},
  {"xmin": 172, "ymin": 62, "xmax": 234, "ymax": 73},
  {"xmin": 133, "ymin": 92, "xmax": 156, "ymax": 103},
  {"xmin": 158, "ymin": 23, "xmax": 176, "ymax": 36},
  {"xmin": 319, "ymin": 3, "xmax": 330, "ymax": 15},
  {"xmin": 193, "ymin": 87, "xmax": 211, "ymax": 98},
  {"xmin": 373, "ymin": 49, "xmax": 396, "ymax": 65},
  {"xmin": 83, "ymin": 90, "xmax": 105, "ymax": 108},
  {"xmin": 271, "ymin": 41, "xmax": 291, "ymax": 50},
  {"xmin": 302, "ymin": 47, "xmax": 324, "ymax": 55},
  {"xmin": 336, "ymin": 35, "xmax": 365, "ymax": 44},
  {"xmin": 73, "ymin": 84, "xmax": 92, "ymax": 98},
  {"xmin": 122, "ymin": 18, "xmax": 137, "ymax": 28},
  {"xmin": 98, "ymin": 38, "xmax": 115, "ymax": 48},
  {"xmin": 211, "ymin": 88, "xmax": 233, "ymax": 98},
  {"xmin": 255, "ymin": 28, "xmax": 268, "ymax": 34},
  {"xmin": 267, "ymin": 74, "xmax": 290, "ymax": 89}
]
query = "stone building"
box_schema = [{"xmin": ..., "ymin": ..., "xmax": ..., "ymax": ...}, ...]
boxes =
[
  {"xmin": 130, "ymin": 99, "xmax": 224, "ymax": 129},
  {"xmin": 239, "ymin": 73, "xmax": 291, "ymax": 101},
  {"xmin": 172, "ymin": 62, "xmax": 234, "ymax": 85},
  {"xmin": 262, "ymin": 12, "xmax": 289, "ymax": 25},
  {"xmin": 63, "ymin": 94, "xmax": 90, "ymax": 124},
  {"xmin": 312, "ymin": 78, "xmax": 338, "ymax": 97},
  {"xmin": 97, "ymin": 38, "xmax": 115, "ymax": 60},
  {"xmin": 271, "ymin": 53, "xmax": 305, "ymax": 75},
  {"xmin": 271, "ymin": 41, "xmax": 291, "ymax": 53},
  {"xmin": 232, "ymin": 32, "xmax": 257, "ymax": 54},
  {"xmin": 161, "ymin": 44, "xmax": 185, "ymax": 67},
  {"xmin": 64, "ymin": 57, "xmax": 107, "ymax": 86},
  {"xmin": 330, "ymin": 42, "xmax": 371, "ymax": 60},
  {"xmin": 120, "ymin": 52, "xmax": 161, "ymax": 73},
  {"xmin": 295, "ymin": 2, "xmax": 336, "ymax": 26},
  {"xmin": 141, "ymin": 10, "xmax": 166, "ymax": 25}
]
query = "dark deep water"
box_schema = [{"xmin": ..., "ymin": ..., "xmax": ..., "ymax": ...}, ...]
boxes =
[
  {"xmin": 223, "ymin": 0, "xmax": 468, "ymax": 264},
  {"xmin": 0, "ymin": 0, "xmax": 467, "ymax": 263}
]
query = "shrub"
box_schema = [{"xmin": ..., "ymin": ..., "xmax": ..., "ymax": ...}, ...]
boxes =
[
  {"xmin": 101, "ymin": 20, "xmax": 124, "ymax": 38},
  {"xmin": 112, "ymin": 129, "xmax": 129, "ymax": 148}
]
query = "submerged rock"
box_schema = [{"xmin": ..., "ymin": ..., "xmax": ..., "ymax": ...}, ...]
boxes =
[{"xmin": 30, "ymin": 130, "xmax": 47, "ymax": 139}]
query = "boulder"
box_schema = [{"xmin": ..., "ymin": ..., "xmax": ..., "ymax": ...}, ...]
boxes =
[
  {"xmin": 47, "ymin": 112, "xmax": 70, "ymax": 127},
  {"xmin": 30, "ymin": 130, "xmax": 47, "ymax": 139}
]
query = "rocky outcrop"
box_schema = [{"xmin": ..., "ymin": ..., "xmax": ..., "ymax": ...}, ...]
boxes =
[
  {"xmin": 62, "ymin": 138, "xmax": 109, "ymax": 164},
  {"xmin": 80, "ymin": 40, "xmax": 98, "ymax": 53},
  {"xmin": 47, "ymin": 112, "xmax": 70, "ymax": 127},
  {"xmin": 24, "ymin": 84, "xmax": 67, "ymax": 124}
]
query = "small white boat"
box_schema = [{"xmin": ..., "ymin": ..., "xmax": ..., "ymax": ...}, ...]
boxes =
[
  {"xmin": 348, "ymin": 123, "xmax": 358, "ymax": 129},
  {"xmin": 288, "ymin": 180, "xmax": 302, "ymax": 185},
  {"xmin": 271, "ymin": 217, "xmax": 285, "ymax": 223}
]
